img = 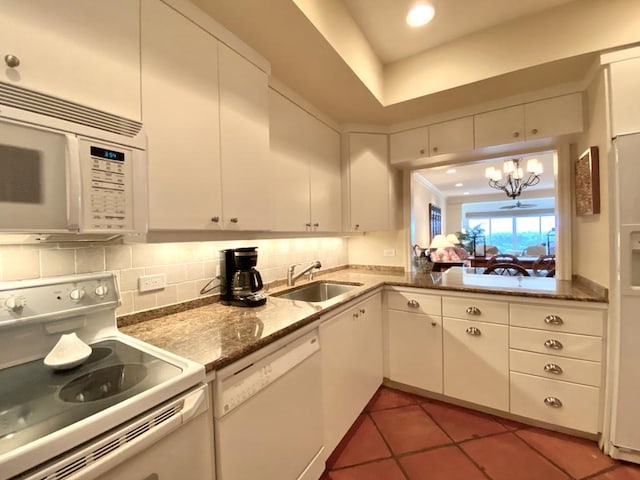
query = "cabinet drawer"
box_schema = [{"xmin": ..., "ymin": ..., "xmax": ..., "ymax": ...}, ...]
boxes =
[
  {"xmin": 510, "ymin": 303, "xmax": 604, "ymax": 336},
  {"xmin": 443, "ymin": 318, "xmax": 509, "ymax": 411},
  {"xmin": 442, "ymin": 296, "xmax": 508, "ymax": 324},
  {"xmin": 510, "ymin": 327, "xmax": 602, "ymax": 362},
  {"xmin": 510, "ymin": 349, "xmax": 601, "ymax": 387},
  {"xmin": 387, "ymin": 290, "xmax": 441, "ymax": 315},
  {"xmin": 510, "ymin": 372, "xmax": 600, "ymax": 433}
]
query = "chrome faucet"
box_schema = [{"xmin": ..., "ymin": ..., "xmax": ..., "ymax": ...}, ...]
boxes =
[{"xmin": 287, "ymin": 260, "xmax": 322, "ymax": 286}]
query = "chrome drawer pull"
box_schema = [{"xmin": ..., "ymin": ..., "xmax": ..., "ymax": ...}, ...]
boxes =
[
  {"xmin": 352, "ymin": 313, "xmax": 359, "ymax": 319},
  {"xmin": 544, "ymin": 315, "xmax": 563, "ymax": 326},
  {"xmin": 466, "ymin": 327, "xmax": 481, "ymax": 336},
  {"xmin": 544, "ymin": 363, "xmax": 563, "ymax": 374},
  {"xmin": 359, "ymin": 308, "xmax": 366, "ymax": 314},
  {"xmin": 407, "ymin": 299, "xmax": 420, "ymax": 308},
  {"xmin": 544, "ymin": 339, "xmax": 563, "ymax": 350},
  {"xmin": 544, "ymin": 397, "xmax": 563, "ymax": 408},
  {"xmin": 466, "ymin": 306, "xmax": 481, "ymax": 315}
]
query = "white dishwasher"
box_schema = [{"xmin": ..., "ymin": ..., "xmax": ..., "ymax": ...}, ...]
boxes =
[{"xmin": 213, "ymin": 330, "xmax": 324, "ymax": 480}]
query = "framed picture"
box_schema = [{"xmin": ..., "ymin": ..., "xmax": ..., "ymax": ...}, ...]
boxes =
[
  {"xmin": 429, "ymin": 203, "xmax": 441, "ymax": 240},
  {"xmin": 575, "ymin": 146, "xmax": 600, "ymax": 216}
]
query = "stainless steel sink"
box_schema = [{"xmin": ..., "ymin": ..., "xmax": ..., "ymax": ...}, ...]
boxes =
[{"xmin": 273, "ymin": 282, "xmax": 361, "ymax": 303}]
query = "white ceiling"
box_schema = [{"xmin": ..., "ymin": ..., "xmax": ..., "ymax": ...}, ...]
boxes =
[
  {"xmin": 341, "ymin": 0, "xmax": 576, "ymax": 64},
  {"xmin": 416, "ymin": 152, "xmax": 555, "ymax": 198},
  {"xmin": 191, "ymin": 0, "xmax": 600, "ymax": 125}
]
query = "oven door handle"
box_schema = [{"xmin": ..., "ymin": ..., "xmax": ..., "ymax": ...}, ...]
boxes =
[{"xmin": 181, "ymin": 385, "xmax": 207, "ymax": 421}]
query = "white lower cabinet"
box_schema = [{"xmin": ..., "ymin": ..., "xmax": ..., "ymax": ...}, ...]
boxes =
[
  {"xmin": 443, "ymin": 317, "xmax": 509, "ymax": 411},
  {"xmin": 321, "ymin": 293, "xmax": 383, "ymax": 454},
  {"xmin": 387, "ymin": 310, "xmax": 443, "ymax": 393}
]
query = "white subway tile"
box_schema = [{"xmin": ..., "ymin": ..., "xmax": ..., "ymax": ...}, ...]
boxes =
[
  {"xmin": 119, "ymin": 268, "xmax": 145, "ymax": 292},
  {"xmin": 131, "ymin": 244, "xmax": 156, "ymax": 268},
  {"xmin": 105, "ymin": 245, "xmax": 132, "ymax": 270},
  {"xmin": 41, "ymin": 248, "xmax": 75, "ymax": 277},
  {"xmin": 186, "ymin": 263, "xmax": 205, "ymax": 281},
  {"xmin": 177, "ymin": 282, "xmax": 197, "ymax": 302},
  {"xmin": 116, "ymin": 291, "xmax": 134, "ymax": 316},
  {"xmin": 75, "ymin": 248, "xmax": 105, "ymax": 273},
  {"xmin": 156, "ymin": 285, "xmax": 178, "ymax": 306},
  {"xmin": 133, "ymin": 291, "xmax": 157, "ymax": 311},
  {"xmin": 204, "ymin": 261, "xmax": 217, "ymax": 278},
  {"xmin": 1, "ymin": 247, "xmax": 40, "ymax": 280},
  {"xmin": 146, "ymin": 265, "xmax": 187, "ymax": 284}
]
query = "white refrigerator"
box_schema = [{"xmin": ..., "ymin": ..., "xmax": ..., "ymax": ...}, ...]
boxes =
[{"xmin": 608, "ymin": 132, "xmax": 640, "ymax": 463}]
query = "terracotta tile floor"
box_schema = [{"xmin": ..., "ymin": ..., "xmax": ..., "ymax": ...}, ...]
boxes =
[{"xmin": 325, "ymin": 386, "xmax": 640, "ymax": 480}]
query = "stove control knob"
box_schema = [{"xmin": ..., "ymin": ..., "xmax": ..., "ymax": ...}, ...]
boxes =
[
  {"xmin": 69, "ymin": 288, "xmax": 86, "ymax": 302},
  {"xmin": 94, "ymin": 285, "xmax": 109, "ymax": 298},
  {"xmin": 5, "ymin": 296, "xmax": 26, "ymax": 312}
]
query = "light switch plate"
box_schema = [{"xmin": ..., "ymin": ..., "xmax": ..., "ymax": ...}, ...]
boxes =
[{"xmin": 383, "ymin": 249, "xmax": 396, "ymax": 257}]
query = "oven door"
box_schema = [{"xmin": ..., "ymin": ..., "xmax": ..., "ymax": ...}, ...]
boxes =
[
  {"xmin": 0, "ymin": 118, "xmax": 79, "ymax": 232},
  {"xmin": 20, "ymin": 385, "xmax": 214, "ymax": 480}
]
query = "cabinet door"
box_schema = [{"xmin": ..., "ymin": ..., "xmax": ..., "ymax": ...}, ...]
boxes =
[
  {"xmin": 428, "ymin": 117, "xmax": 474, "ymax": 156},
  {"xmin": 321, "ymin": 294, "xmax": 382, "ymax": 453},
  {"xmin": 269, "ymin": 90, "xmax": 311, "ymax": 232},
  {"xmin": 142, "ymin": 0, "xmax": 222, "ymax": 230},
  {"xmin": 349, "ymin": 133, "xmax": 390, "ymax": 232},
  {"xmin": 219, "ymin": 44, "xmax": 272, "ymax": 231},
  {"xmin": 609, "ymin": 58, "xmax": 640, "ymax": 135},
  {"xmin": 387, "ymin": 310, "xmax": 442, "ymax": 393},
  {"xmin": 474, "ymin": 105, "xmax": 524, "ymax": 148},
  {"xmin": 389, "ymin": 128, "xmax": 428, "ymax": 165},
  {"xmin": 308, "ymin": 118, "xmax": 342, "ymax": 232},
  {"xmin": 0, "ymin": 0, "xmax": 140, "ymax": 120},
  {"xmin": 524, "ymin": 93, "xmax": 583, "ymax": 140},
  {"xmin": 443, "ymin": 317, "xmax": 509, "ymax": 411}
]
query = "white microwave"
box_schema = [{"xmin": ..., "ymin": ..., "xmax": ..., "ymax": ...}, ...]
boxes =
[{"xmin": 0, "ymin": 85, "xmax": 147, "ymax": 240}]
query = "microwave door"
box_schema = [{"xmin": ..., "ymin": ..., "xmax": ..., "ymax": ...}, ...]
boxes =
[{"xmin": 0, "ymin": 120, "xmax": 76, "ymax": 232}]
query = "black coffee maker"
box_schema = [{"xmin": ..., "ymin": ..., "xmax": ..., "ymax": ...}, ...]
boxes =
[{"xmin": 220, "ymin": 247, "xmax": 267, "ymax": 307}]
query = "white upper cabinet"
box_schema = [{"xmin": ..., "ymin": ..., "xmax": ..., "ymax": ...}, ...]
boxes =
[
  {"xmin": 142, "ymin": 0, "xmax": 222, "ymax": 231},
  {"xmin": 389, "ymin": 127, "xmax": 428, "ymax": 165},
  {"xmin": 608, "ymin": 57, "xmax": 640, "ymax": 136},
  {"xmin": 348, "ymin": 133, "xmax": 399, "ymax": 232},
  {"xmin": 219, "ymin": 44, "xmax": 272, "ymax": 231},
  {"xmin": 0, "ymin": 0, "xmax": 141, "ymax": 120},
  {"xmin": 474, "ymin": 105, "xmax": 525, "ymax": 149},
  {"xmin": 524, "ymin": 93, "xmax": 583, "ymax": 140},
  {"xmin": 475, "ymin": 94, "xmax": 583, "ymax": 148},
  {"xmin": 428, "ymin": 116, "xmax": 474, "ymax": 156},
  {"xmin": 269, "ymin": 90, "xmax": 341, "ymax": 232}
]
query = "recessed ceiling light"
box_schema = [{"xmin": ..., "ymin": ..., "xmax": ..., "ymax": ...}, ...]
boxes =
[
  {"xmin": 455, "ymin": 183, "xmax": 463, "ymax": 187},
  {"xmin": 463, "ymin": 192, "xmax": 470, "ymax": 195},
  {"xmin": 446, "ymin": 168, "xmax": 456, "ymax": 174},
  {"xmin": 406, "ymin": 3, "xmax": 435, "ymax": 27}
]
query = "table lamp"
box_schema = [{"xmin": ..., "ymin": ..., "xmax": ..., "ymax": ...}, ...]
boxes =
[{"xmin": 429, "ymin": 234, "xmax": 452, "ymax": 261}]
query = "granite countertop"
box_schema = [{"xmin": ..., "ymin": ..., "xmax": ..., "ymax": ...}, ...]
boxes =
[{"xmin": 119, "ymin": 267, "xmax": 607, "ymax": 373}]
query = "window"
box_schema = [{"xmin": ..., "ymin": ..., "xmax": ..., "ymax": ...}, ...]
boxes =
[{"xmin": 467, "ymin": 214, "xmax": 556, "ymax": 254}]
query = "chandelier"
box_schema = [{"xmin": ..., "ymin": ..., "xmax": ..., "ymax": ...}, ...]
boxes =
[{"xmin": 484, "ymin": 158, "xmax": 543, "ymax": 199}]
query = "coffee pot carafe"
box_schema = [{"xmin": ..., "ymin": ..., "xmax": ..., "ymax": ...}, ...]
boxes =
[{"xmin": 220, "ymin": 247, "xmax": 267, "ymax": 307}]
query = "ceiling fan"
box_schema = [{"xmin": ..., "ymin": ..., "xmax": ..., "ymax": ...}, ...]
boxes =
[{"xmin": 500, "ymin": 200, "xmax": 537, "ymax": 209}]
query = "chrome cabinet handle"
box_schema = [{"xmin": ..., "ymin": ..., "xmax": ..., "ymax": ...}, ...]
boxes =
[
  {"xmin": 211, "ymin": 216, "xmax": 220, "ymax": 223},
  {"xmin": 407, "ymin": 299, "xmax": 420, "ymax": 308},
  {"xmin": 432, "ymin": 146, "xmax": 438, "ymax": 153},
  {"xmin": 230, "ymin": 217, "xmax": 239, "ymax": 223},
  {"xmin": 4, "ymin": 54, "xmax": 20, "ymax": 68},
  {"xmin": 353, "ymin": 313, "xmax": 359, "ymax": 319},
  {"xmin": 544, "ymin": 339, "xmax": 563, "ymax": 350},
  {"xmin": 431, "ymin": 321, "xmax": 437, "ymax": 327},
  {"xmin": 359, "ymin": 308, "xmax": 365, "ymax": 314},
  {"xmin": 544, "ymin": 363, "xmax": 563, "ymax": 374},
  {"xmin": 531, "ymin": 128, "xmax": 539, "ymax": 135},
  {"xmin": 305, "ymin": 222, "xmax": 311, "ymax": 228},
  {"xmin": 544, "ymin": 397, "xmax": 563, "ymax": 408},
  {"xmin": 466, "ymin": 306, "xmax": 481, "ymax": 315},
  {"xmin": 313, "ymin": 223, "xmax": 319, "ymax": 228},
  {"xmin": 466, "ymin": 327, "xmax": 481, "ymax": 336},
  {"xmin": 544, "ymin": 315, "xmax": 563, "ymax": 326},
  {"xmin": 513, "ymin": 131, "xmax": 520, "ymax": 138},
  {"xmin": 354, "ymin": 224, "xmax": 360, "ymax": 231},
  {"xmin": 419, "ymin": 148, "xmax": 425, "ymax": 155}
]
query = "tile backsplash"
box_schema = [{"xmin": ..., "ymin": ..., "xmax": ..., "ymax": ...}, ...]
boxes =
[{"xmin": 0, "ymin": 237, "xmax": 348, "ymax": 316}]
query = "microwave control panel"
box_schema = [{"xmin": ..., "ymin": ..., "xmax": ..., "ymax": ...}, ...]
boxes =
[{"xmin": 83, "ymin": 143, "xmax": 134, "ymax": 232}]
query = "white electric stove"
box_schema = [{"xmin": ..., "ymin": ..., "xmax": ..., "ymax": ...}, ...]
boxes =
[{"xmin": 0, "ymin": 273, "xmax": 214, "ymax": 480}]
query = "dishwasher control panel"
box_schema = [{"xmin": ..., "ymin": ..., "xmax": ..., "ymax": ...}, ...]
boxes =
[{"xmin": 215, "ymin": 332, "xmax": 320, "ymax": 416}]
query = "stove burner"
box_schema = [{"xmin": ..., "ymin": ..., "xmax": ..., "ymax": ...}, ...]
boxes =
[{"xmin": 59, "ymin": 364, "xmax": 148, "ymax": 403}]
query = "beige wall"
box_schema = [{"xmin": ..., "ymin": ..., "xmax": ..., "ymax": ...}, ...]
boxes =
[
  {"xmin": 412, "ymin": 175, "xmax": 446, "ymax": 249},
  {"xmin": 347, "ymin": 230, "xmax": 406, "ymax": 268},
  {"xmin": 0, "ymin": 237, "xmax": 348, "ymax": 316},
  {"xmin": 573, "ymin": 70, "xmax": 611, "ymax": 287}
]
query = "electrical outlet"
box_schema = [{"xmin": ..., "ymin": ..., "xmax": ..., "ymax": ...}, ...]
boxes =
[
  {"xmin": 383, "ymin": 249, "xmax": 396, "ymax": 257},
  {"xmin": 138, "ymin": 273, "xmax": 166, "ymax": 292}
]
